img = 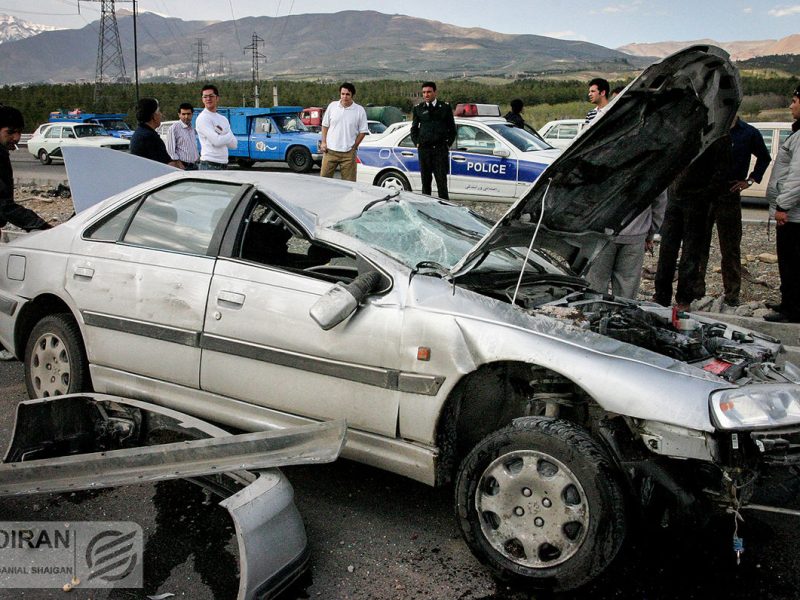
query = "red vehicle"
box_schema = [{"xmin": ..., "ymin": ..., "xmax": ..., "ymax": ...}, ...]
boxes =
[{"xmin": 300, "ymin": 107, "xmax": 325, "ymax": 132}]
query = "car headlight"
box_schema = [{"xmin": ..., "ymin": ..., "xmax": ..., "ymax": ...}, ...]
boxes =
[{"xmin": 711, "ymin": 384, "xmax": 800, "ymax": 430}]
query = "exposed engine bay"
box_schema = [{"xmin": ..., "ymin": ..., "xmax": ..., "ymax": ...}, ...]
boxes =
[{"xmin": 463, "ymin": 274, "xmax": 790, "ymax": 385}]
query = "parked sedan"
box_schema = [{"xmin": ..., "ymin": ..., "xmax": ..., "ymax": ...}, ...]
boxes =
[
  {"xmin": 357, "ymin": 117, "xmax": 561, "ymax": 202},
  {"xmin": 2, "ymin": 47, "xmax": 797, "ymax": 593},
  {"xmin": 538, "ymin": 118, "xmax": 587, "ymax": 149},
  {"xmin": 28, "ymin": 123, "xmax": 129, "ymax": 165}
]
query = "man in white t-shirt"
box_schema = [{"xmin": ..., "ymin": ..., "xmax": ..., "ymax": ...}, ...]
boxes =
[
  {"xmin": 320, "ymin": 82, "xmax": 369, "ymax": 181},
  {"xmin": 196, "ymin": 84, "xmax": 238, "ymax": 170}
]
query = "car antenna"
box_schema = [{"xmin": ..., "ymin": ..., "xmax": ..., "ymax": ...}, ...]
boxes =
[{"xmin": 511, "ymin": 178, "xmax": 552, "ymax": 307}]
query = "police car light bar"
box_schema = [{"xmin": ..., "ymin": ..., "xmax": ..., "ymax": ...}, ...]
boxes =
[{"xmin": 453, "ymin": 103, "xmax": 501, "ymax": 117}]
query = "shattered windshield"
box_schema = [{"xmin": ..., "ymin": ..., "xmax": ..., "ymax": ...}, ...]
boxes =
[{"xmin": 331, "ymin": 195, "xmax": 558, "ymax": 274}]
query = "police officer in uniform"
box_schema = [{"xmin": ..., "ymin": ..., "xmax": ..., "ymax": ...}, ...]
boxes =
[{"xmin": 411, "ymin": 81, "xmax": 456, "ymax": 200}]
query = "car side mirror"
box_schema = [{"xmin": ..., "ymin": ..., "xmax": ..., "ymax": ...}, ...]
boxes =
[
  {"xmin": 309, "ymin": 271, "xmax": 383, "ymax": 330},
  {"xmin": 493, "ymin": 147, "xmax": 511, "ymax": 158}
]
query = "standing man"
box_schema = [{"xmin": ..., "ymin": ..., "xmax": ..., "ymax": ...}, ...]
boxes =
[
  {"xmin": 0, "ymin": 105, "xmax": 50, "ymax": 360},
  {"xmin": 196, "ymin": 84, "xmax": 237, "ymax": 170},
  {"xmin": 0, "ymin": 106, "xmax": 50, "ymax": 232},
  {"xmin": 586, "ymin": 192, "xmax": 667, "ymax": 299},
  {"xmin": 129, "ymin": 98, "xmax": 181, "ymax": 167},
  {"xmin": 653, "ymin": 136, "xmax": 732, "ymax": 310},
  {"xmin": 411, "ymin": 81, "xmax": 456, "ymax": 200},
  {"xmin": 585, "ymin": 78, "xmax": 610, "ymax": 124},
  {"xmin": 505, "ymin": 99, "xmax": 526, "ymax": 129},
  {"xmin": 320, "ymin": 82, "xmax": 368, "ymax": 181},
  {"xmin": 764, "ymin": 87, "xmax": 800, "ymax": 323},
  {"xmin": 701, "ymin": 116, "xmax": 771, "ymax": 306},
  {"xmin": 166, "ymin": 103, "xmax": 200, "ymax": 170}
]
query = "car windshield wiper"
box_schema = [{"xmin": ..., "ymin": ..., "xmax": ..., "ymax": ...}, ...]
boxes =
[{"xmin": 359, "ymin": 187, "xmax": 401, "ymax": 216}]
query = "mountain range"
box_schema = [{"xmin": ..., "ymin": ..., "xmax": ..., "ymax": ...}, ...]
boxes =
[
  {"xmin": 0, "ymin": 11, "xmax": 797, "ymax": 86},
  {"xmin": 618, "ymin": 35, "xmax": 800, "ymax": 61},
  {"xmin": 0, "ymin": 14, "xmax": 58, "ymax": 45}
]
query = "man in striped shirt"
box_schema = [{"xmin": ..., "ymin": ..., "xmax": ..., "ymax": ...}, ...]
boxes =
[
  {"xmin": 166, "ymin": 103, "xmax": 200, "ymax": 170},
  {"xmin": 585, "ymin": 78, "xmax": 610, "ymax": 124}
]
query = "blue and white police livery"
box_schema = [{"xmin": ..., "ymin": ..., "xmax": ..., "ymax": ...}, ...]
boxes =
[{"xmin": 356, "ymin": 117, "xmax": 561, "ymax": 202}]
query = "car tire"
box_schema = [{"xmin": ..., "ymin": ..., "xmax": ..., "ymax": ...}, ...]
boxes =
[
  {"xmin": 455, "ymin": 417, "xmax": 626, "ymax": 593},
  {"xmin": 38, "ymin": 149, "xmax": 52, "ymax": 165},
  {"xmin": 287, "ymin": 147, "xmax": 313, "ymax": 173},
  {"xmin": 24, "ymin": 313, "xmax": 91, "ymax": 399},
  {"xmin": 375, "ymin": 171, "xmax": 411, "ymax": 191}
]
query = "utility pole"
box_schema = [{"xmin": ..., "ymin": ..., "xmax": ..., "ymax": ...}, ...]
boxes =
[
  {"xmin": 243, "ymin": 33, "xmax": 265, "ymax": 108},
  {"xmin": 194, "ymin": 38, "xmax": 208, "ymax": 81},
  {"xmin": 80, "ymin": 0, "xmax": 131, "ymax": 108},
  {"xmin": 217, "ymin": 53, "xmax": 224, "ymax": 77}
]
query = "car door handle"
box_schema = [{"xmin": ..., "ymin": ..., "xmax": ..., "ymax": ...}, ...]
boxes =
[
  {"xmin": 217, "ymin": 291, "xmax": 245, "ymax": 307},
  {"xmin": 451, "ymin": 155, "xmax": 467, "ymax": 162},
  {"xmin": 73, "ymin": 266, "xmax": 94, "ymax": 280},
  {"xmin": 399, "ymin": 151, "xmax": 415, "ymax": 157}
]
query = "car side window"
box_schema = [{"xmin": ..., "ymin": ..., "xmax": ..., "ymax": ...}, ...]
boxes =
[
  {"xmin": 254, "ymin": 117, "xmax": 273, "ymax": 134},
  {"xmin": 85, "ymin": 181, "xmax": 240, "ymax": 255},
  {"xmin": 455, "ymin": 125, "xmax": 499, "ymax": 155},
  {"xmin": 64, "ymin": 129, "xmax": 76, "ymax": 139},
  {"xmin": 44, "ymin": 127, "xmax": 61, "ymax": 139},
  {"xmin": 759, "ymin": 129, "xmax": 774, "ymax": 149},
  {"xmin": 398, "ymin": 134, "xmax": 415, "ymax": 148},
  {"xmin": 557, "ymin": 124, "xmax": 579, "ymax": 139},
  {"xmin": 238, "ymin": 193, "xmax": 358, "ymax": 283}
]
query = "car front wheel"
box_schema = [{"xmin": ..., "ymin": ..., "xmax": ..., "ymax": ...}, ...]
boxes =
[
  {"xmin": 455, "ymin": 417, "xmax": 626, "ymax": 592},
  {"xmin": 375, "ymin": 170, "xmax": 411, "ymax": 191},
  {"xmin": 287, "ymin": 147, "xmax": 313, "ymax": 173},
  {"xmin": 38, "ymin": 149, "xmax": 52, "ymax": 165},
  {"xmin": 24, "ymin": 314, "xmax": 91, "ymax": 398}
]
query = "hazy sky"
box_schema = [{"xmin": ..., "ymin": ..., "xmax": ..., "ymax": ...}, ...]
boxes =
[{"xmin": 1, "ymin": 0, "xmax": 798, "ymax": 49}]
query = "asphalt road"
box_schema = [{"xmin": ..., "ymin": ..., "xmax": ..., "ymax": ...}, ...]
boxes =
[{"xmin": 2, "ymin": 355, "xmax": 800, "ymax": 599}]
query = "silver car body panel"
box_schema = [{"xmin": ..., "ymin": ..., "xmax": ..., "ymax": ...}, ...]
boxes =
[{"xmin": 0, "ymin": 394, "xmax": 345, "ymax": 600}]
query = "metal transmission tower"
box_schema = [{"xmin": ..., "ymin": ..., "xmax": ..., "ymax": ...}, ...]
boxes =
[
  {"xmin": 194, "ymin": 38, "xmax": 209, "ymax": 80},
  {"xmin": 80, "ymin": 0, "xmax": 131, "ymax": 107},
  {"xmin": 243, "ymin": 33, "xmax": 265, "ymax": 107}
]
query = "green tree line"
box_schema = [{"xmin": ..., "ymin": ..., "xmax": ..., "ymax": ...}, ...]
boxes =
[{"xmin": 1, "ymin": 75, "xmax": 796, "ymax": 132}]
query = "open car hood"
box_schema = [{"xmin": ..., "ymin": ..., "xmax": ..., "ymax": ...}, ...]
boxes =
[{"xmin": 451, "ymin": 45, "xmax": 741, "ymax": 278}]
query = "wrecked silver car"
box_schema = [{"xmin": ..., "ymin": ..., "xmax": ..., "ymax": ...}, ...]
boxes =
[
  {"xmin": 0, "ymin": 394, "xmax": 346, "ymax": 598},
  {"xmin": 1, "ymin": 46, "xmax": 798, "ymax": 591}
]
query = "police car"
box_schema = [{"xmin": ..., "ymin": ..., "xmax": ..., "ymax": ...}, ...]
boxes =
[{"xmin": 356, "ymin": 116, "xmax": 561, "ymax": 202}]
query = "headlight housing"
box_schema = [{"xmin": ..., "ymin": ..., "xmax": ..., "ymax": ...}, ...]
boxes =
[{"xmin": 711, "ymin": 384, "xmax": 800, "ymax": 430}]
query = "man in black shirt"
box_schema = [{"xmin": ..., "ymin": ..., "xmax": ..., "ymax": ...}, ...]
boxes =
[
  {"xmin": 505, "ymin": 98, "xmax": 526, "ymax": 129},
  {"xmin": 410, "ymin": 81, "xmax": 456, "ymax": 200},
  {"xmin": 0, "ymin": 105, "xmax": 50, "ymax": 360},
  {"xmin": 129, "ymin": 98, "xmax": 181, "ymax": 167},
  {"xmin": 702, "ymin": 116, "xmax": 771, "ymax": 306},
  {"xmin": 0, "ymin": 106, "xmax": 50, "ymax": 232}
]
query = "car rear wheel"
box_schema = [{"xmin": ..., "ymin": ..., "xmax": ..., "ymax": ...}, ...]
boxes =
[
  {"xmin": 455, "ymin": 417, "xmax": 626, "ymax": 592},
  {"xmin": 375, "ymin": 171, "xmax": 411, "ymax": 191},
  {"xmin": 24, "ymin": 313, "xmax": 91, "ymax": 398},
  {"xmin": 38, "ymin": 149, "xmax": 52, "ymax": 165},
  {"xmin": 287, "ymin": 147, "xmax": 313, "ymax": 173}
]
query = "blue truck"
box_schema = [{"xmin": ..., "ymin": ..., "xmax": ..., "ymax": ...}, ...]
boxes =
[
  {"xmin": 195, "ymin": 106, "xmax": 322, "ymax": 172},
  {"xmin": 48, "ymin": 110, "xmax": 134, "ymax": 139}
]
